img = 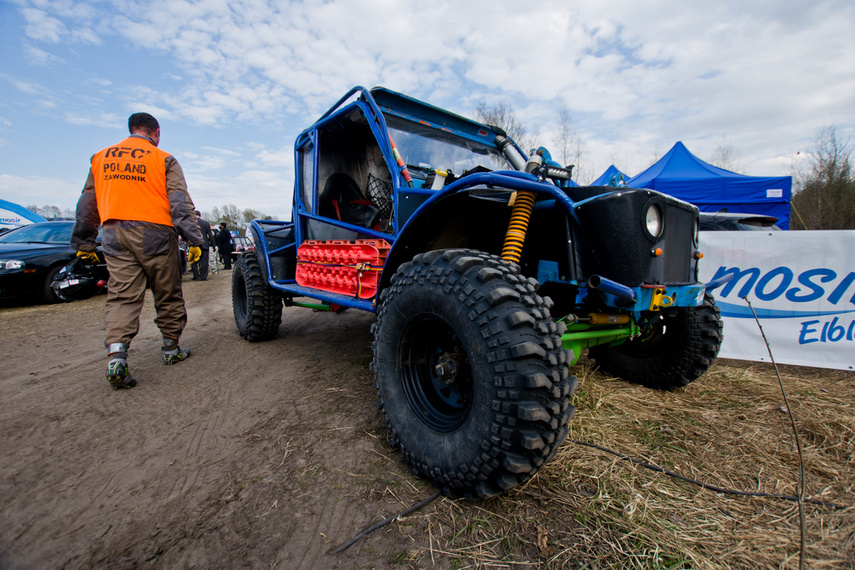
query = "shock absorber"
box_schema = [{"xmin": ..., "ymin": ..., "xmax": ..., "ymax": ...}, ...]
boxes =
[{"xmin": 501, "ymin": 190, "xmax": 536, "ymax": 264}]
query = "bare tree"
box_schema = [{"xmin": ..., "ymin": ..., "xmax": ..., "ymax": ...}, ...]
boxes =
[
  {"xmin": 710, "ymin": 138, "xmax": 743, "ymax": 173},
  {"xmin": 473, "ymin": 101, "xmax": 539, "ymax": 157},
  {"xmin": 552, "ymin": 105, "xmax": 588, "ymax": 182},
  {"xmin": 210, "ymin": 204, "xmax": 275, "ymax": 231},
  {"xmin": 791, "ymin": 126, "xmax": 854, "ymax": 230},
  {"xmin": 26, "ymin": 205, "xmax": 73, "ymax": 219},
  {"xmin": 242, "ymin": 208, "xmax": 273, "ymax": 225},
  {"xmin": 649, "ymin": 145, "xmax": 663, "ymax": 167},
  {"xmin": 211, "ymin": 204, "xmax": 243, "ymax": 230}
]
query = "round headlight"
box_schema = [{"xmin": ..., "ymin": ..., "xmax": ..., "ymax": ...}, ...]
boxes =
[{"xmin": 645, "ymin": 204, "xmax": 663, "ymax": 238}]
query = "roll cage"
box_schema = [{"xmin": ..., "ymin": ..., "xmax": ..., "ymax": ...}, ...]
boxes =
[{"xmin": 250, "ymin": 86, "xmax": 708, "ymax": 318}]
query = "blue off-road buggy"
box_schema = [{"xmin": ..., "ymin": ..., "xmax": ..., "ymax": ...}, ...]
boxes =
[{"xmin": 233, "ymin": 87, "xmax": 723, "ymax": 499}]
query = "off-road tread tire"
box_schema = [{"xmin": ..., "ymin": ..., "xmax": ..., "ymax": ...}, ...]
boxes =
[
  {"xmin": 589, "ymin": 293, "xmax": 722, "ymax": 390},
  {"xmin": 232, "ymin": 252, "xmax": 282, "ymax": 342},
  {"xmin": 373, "ymin": 249, "xmax": 577, "ymax": 500}
]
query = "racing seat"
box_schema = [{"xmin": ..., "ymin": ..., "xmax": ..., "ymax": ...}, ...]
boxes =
[{"xmin": 319, "ymin": 173, "xmax": 381, "ymax": 228}]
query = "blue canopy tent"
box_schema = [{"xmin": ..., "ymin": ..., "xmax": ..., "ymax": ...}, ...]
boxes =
[
  {"xmin": 626, "ymin": 142, "xmax": 792, "ymax": 229},
  {"xmin": 591, "ymin": 165, "xmax": 629, "ymax": 186},
  {"xmin": 0, "ymin": 199, "xmax": 47, "ymax": 229}
]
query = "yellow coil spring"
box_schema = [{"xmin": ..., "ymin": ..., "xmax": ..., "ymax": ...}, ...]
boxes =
[{"xmin": 501, "ymin": 190, "xmax": 536, "ymax": 264}]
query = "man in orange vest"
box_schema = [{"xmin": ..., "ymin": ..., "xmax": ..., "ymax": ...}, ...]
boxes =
[{"xmin": 72, "ymin": 112, "xmax": 205, "ymax": 390}]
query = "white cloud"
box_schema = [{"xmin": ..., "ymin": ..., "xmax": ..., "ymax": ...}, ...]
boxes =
[
  {"xmin": 2, "ymin": 0, "xmax": 854, "ymax": 210},
  {"xmin": 252, "ymin": 145, "xmax": 293, "ymax": 169},
  {"xmin": 182, "ymin": 146, "xmax": 244, "ymax": 172},
  {"xmin": 19, "ymin": 7, "xmax": 67, "ymax": 43},
  {"xmin": 22, "ymin": 44, "xmax": 65, "ymax": 66},
  {"xmin": 66, "ymin": 113, "xmax": 124, "ymax": 128},
  {"xmin": 186, "ymin": 168, "xmax": 293, "ymax": 220},
  {"xmin": 10, "ymin": 77, "xmax": 46, "ymax": 96},
  {"xmin": 0, "ymin": 174, "xmax": 82, "ymax": 206}
]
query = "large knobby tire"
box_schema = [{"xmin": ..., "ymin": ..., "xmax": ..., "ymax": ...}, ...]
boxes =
[
  {"xmin": 372, "ymin": 249, "xmax": 577, "ymax": 500},
  {"xmin": 232, "ymin": 252, "xmax": 283, "ymax": 341},
  {"xmin": 589, "ymin": 293, "xmax": 722, "ymax": 390}
]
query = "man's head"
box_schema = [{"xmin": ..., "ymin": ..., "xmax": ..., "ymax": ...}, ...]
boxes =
[
  {"xmin": 128, "ymin": 113, "xmax": 160, "ymax": 146},
  {"xmin": 219, "ymin": 222, "xmax": 227, "ymax": 229},
  {"xmin": 195, "ymin": 210, "xmax": 201, "ymax": 217}
]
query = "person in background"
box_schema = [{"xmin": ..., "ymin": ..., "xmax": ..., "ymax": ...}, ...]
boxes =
[
  {"xmin": 72, "ymin": 112, "xmax": 204, "ymax": 390},
  {"xmin": 217, "ymin": 222, "xmax": 233, "ymax": 270},
  {"xmin": 191, "ymin": 210, "xmax": 215, "ymax": 281}
]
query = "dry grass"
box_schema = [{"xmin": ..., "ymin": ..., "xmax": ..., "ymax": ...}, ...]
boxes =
[{"xmin": 399, "ymin": 358, "xmax": 855, "ymax": 569}]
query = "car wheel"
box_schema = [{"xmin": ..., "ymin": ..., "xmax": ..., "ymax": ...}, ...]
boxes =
[
  {"xmin": 232, "ymin": 252, "xmax": 282, "ymax": 341},
  {"xmin": 589, "ymin": 293, "xmax": 723, "ymax": 390},
  {"xmin": 373, "ymin": 249, "xmax": 577, "ymax": 500},
  {"xmin": 42, "ymin": 264, "xmax": 70, "ymax": 304}
]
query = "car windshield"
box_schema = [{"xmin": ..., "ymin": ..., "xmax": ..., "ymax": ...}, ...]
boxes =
[
  {"xmin": 385, "ymin": 115, "xmax": 512, "ymax": 182},
  {"xmin": 0, "ymin": 222, "xmax": 74, "ymax": 244}
]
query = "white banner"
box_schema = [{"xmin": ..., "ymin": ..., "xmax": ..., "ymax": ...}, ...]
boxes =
[
  {"xmin": 0, "ymin": 207, "xmax": 36, "ymax": 229},
  {"xmin": 698, "ymin": 230, "xmax": 855, "ymax": 371}
]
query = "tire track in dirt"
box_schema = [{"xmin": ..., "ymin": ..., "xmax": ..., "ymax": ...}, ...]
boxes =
[{"xmin": 1, "ymin": 272, "xmax": 441, "ymax": 569}]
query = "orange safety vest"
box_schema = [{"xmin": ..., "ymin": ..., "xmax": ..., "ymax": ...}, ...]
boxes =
[{"xmin": 91, "ymin": 135, "xmax": 174, "ymax": 226}]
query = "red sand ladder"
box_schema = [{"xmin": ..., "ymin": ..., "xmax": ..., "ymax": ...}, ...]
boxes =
[{"xmin": 295, "ymin": 239, "xmax": 391, "ymax": 299}]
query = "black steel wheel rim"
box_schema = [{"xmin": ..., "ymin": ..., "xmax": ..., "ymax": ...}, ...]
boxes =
[{"xmin": 399, "ymin": 315, "xmax": 473, "ymax": 432}]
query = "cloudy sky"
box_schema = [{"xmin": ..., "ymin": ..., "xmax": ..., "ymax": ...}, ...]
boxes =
[{"xmin": 1, "ymin": 0, "xmax": 853, "ymax": 219}]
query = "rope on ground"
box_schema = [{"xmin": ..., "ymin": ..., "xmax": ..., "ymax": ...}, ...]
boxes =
[
  {"xmin": 569, "ymin": 438, "xmax": 844, "ymax": 509},
  {"xmin": 330, "ymin": 490, "xmax": 443, "ymax": 554},
  {"xmin": 744, "ymin": 295, "xmax": 807, "ymax": 570}
]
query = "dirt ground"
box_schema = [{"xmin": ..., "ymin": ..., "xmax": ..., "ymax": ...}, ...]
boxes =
[
  {"xmin": 2, "ymin": 267, "xmax": 853, "ymax": 569},
  {"xmin": 0, "ymin": 269, "xmax": 436, "ymax": 569}
]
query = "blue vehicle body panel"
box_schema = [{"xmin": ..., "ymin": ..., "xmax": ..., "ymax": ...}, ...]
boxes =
[{"xmin": 252, "ymin": 86, "xmax": 707, "ymax": 319}]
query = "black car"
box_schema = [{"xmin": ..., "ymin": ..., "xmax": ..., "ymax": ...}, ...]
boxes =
[
  {"xmin": 0, "ymin": 221, "xmax": 98, "ymax": 303},
  {"xmin": 699, "ymin": 212, "xmax": 781, "ymax": 231}
]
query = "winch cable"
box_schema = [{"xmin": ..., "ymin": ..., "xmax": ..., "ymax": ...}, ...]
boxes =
[
  {"xmin": 567, "ymin": 438, "xmax": 843, "ymax": 509},
  {"xmin": 331, "ymin": 431, "xmax": 844, "ymax": 555},
  {"xmin": 332, "ymin": 298, "xmax": 844, "ymax": 556},
  {"xmin": 330, "ymin": 491, "xmax": 442, "ymax": 554},
  {"xmin": 330, "ymin": 434, "xmax": 845, "ymax": 556},
  {"xmin": 573, "ymin": 295, "xmax": 842, "ymax": 570},
  {"xmin": 745, "ymin": 295, "xmax": 807, "ymax": 570}
]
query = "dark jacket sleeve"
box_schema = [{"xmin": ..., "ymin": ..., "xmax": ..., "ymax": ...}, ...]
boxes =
[
  {"xmin": 200, "ymin": 219, "xmax": 215, "ymax": 249},
  {"xmin": 164, "ymin": 155, "xmax": 204, "ymax": 247},
  {"xmin": 195, "ymin": 218, "xmax": 210, "ymax": 249},
  {"xmin": 218, "ymin": 229, "xmax": 233, "ymax": 252},
  {"xmin": 71, "ymin": 167, "xmax": 101, "ymax": 252}
]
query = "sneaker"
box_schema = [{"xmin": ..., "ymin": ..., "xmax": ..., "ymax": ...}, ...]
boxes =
[
  {"xmin": 106, "ymin": 359, "xmax": 136, "ymax": 390},
  {"xmin": 163, "ymin": 347, "xmax": 191, "ymax": 365}
]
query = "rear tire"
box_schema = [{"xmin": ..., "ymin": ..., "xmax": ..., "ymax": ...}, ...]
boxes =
[
  {"xmin": 589, "ymin": 293, "xmax": 722, "ymax": 390},
  {"xmin": 373, "ymin": 249, "xmax": 577, "ymax": 500},
  {"xmin": 42, "ymin": 264, "xmax": 68, "ymax": 304},
  {"xmin": 232, "ymin": 252, "xmax": 282, "ymax": 341}
]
